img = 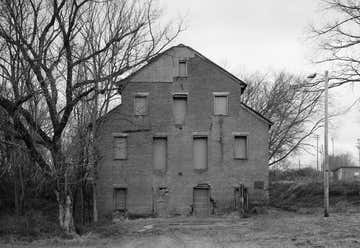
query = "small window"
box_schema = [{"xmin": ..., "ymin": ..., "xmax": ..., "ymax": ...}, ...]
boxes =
[
  {"xmin": 134, "ymin": 93, "xmax": 148, "ymax": 115},
  {"xmin": 153, "ymin": 137, "xmax": 167, "ymax": 171},
  {"xmin": 193, "ymin": 136, "xmax": 208, "ymax": 170},
  {"xmin": 114, "ymin": 188, "xmax": 127, "ymax": 210},
  {"xmin": 254, "ymin": 181, "xmax": 264, "ymax": 190},
  {"xmin": 213, "ymin": 93, "xmax": 229, "ymax": 115},
  {"xmin": 173, "ymin": 93, "xmax": 188, "ymax": 125},
  {"xmin": 113, "ymin": 135, "xmax": 127, "ymax": 160},
  {"xmin": 178, "ymin": 60, "xmax": 187, "ymax": 77},
  {"xmin": 234, "ymin": 135, "xmax": 247, "ymax": 159}
]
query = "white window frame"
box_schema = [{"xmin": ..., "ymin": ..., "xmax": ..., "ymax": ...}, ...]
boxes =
[
  {"xmin": 134, "ymin": 92, "xmax": 149, "ymax": 116},
  {"xmin": 213, "ymin": 92, "xmax": 229, "ymax": 116},
  {"xmin": 232, "ymin": 132, "xmax": 248, "ymax": 160}
]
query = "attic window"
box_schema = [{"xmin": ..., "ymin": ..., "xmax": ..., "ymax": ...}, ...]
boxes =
[{"xmin": 178, "ymin": 60, "xmax": 187, "ymax": 77}]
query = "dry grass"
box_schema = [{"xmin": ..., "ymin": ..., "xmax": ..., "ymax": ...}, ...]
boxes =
[
  {"xmin": 270, "ymin": 181, "xmax": 360, "ymax": 212},
  {"xmin": 3, "ymin": 180, "xmax": 360, "ymax": 247},
  {"xmin": 2, "ymin": 210, "xmax": 360, "ymax": 247}
]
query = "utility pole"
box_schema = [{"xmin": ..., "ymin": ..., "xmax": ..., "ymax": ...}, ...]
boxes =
[
  {"xmin": 316, "ymin": 135, "xmax": 319, "ymax": 172},
  {"xmin": 320, "ymin": 145, "xmax": 324, "ymax": 173},
  {"xmin": 324, "ymin": 70, "xmax": 330, "ymax": 217},
  {"xmin": 356, "ymin": 139, "xmax": 360, "ymax": 166},
  {"xmin": 298, "ymin": 159, "xmax": 301, "ymax": 169},
  {"xmin": 331, "ymin": 137, "xmax": 334, "ymax": 156}
]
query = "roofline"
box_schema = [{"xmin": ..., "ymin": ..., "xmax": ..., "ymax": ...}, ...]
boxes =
[
  {"xmin": 240, "ymin": 103, "xmax": 273, "ymax": 127},
  {"xmin": 178, "ymin": 44, "xmax": 247, "ymax": 91},
  {"xmin": 117, "ymin": 43, "xmax": 247, "ymax": 93},
  {"xmin": 117, "ymin": 45, "xmax": 176, "ymax": 85}
]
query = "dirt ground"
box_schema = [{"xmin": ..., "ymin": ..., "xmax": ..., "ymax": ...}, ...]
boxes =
[{"xmin": 2, "ymin": 208, "xmax": 360, "ymax": 248}]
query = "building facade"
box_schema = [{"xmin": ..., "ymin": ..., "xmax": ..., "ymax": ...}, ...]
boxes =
[
  {"xmin": 96, "ymin": 44, "xmax": 271, "ymax": 218},
  {"xmin": 333, "ymin": 166, "xmax": 360, "ymax": 181}
]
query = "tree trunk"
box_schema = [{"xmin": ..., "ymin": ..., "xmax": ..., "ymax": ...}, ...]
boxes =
[
  {"xmin": 53, "ymin": 146, "xmax": 76, "ymax": 234},
  {"xmin": 56, "ymin": 191, "xmax": 75, "ymax": 234},
  {"xmin": 92, "ymin": 82, "xmax": 99, "ymax": 223},
  {"xmin": 18, "ymin": 156, "xmax": 25, "ymax": 215},
  {"xmin": 79, "ymin": 185, "xmax": 84, "ymax": 225},
  {"xmin": 12, "ymin": 147, "xmax": 24, "ymax": 216},
  {"xmin": 14, "ymin": 174, "xmax": 19, "ymax": 215},
  {"xmin": 93, "ymin": 183, "xmax": 98, "ymax": 222}
]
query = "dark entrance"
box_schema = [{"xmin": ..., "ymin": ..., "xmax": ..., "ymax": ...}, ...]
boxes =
[
  {"xmin": 114, "ymin": 188, "xmax": 127, "ymax": 211},
  {"xmin": 234, "ymin": 184, "xmax": 248, "ymax": 214}
]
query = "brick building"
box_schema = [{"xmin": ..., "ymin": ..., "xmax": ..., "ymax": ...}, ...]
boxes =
[{"xmin": 96, "ymin": 44, "xmax": 271, "ymax": 218}]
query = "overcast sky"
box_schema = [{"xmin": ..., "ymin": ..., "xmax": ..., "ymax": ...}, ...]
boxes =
[{"xmin": 160, "ymin": 0, "xmax": 360, "ymax": 167}]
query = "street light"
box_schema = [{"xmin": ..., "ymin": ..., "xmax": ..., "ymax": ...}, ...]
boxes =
[
  {"xmin": 307, "ymin": 73, "xmax": 317, "ymax": 79},
  {"xmin": 307, "ymin": 71, "xmax": 329, "ymax": 217}
]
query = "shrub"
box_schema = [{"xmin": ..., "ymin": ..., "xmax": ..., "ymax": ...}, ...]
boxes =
[
  {"xmin": 270, "ymin": 180, "xmax": 360, "ymax": 210},
  {"xmin": 270, "ymin": 167, "xmax": 319, "ymax": 182}
]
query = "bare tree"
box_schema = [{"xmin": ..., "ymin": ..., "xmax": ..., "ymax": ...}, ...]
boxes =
[
  {"xmin": 241, "ymin": 72, "xmax": 324, "ymax": 166},
  {"xmin": 311, "ymin": 0, "xmax": 360, "ymax": 87},
  {"xmin": 329, "ymin": 153, "xmax": 356, "ymax": 171},
  {"xmin": 0, "ymin": 0, "xmax": 182, "ymax": 233}
]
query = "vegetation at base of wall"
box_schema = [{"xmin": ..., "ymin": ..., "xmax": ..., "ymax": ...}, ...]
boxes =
[
  {"xmin": 270, "ymin": 180, "xmax": 360, "ymax": 211},
  {"xmin": 0, "ymin": 196, "xmax": 92, "ymax": 241},
  {"xmin": 0, "ymin": 209, "xmax": 64, "ymax": 242}
]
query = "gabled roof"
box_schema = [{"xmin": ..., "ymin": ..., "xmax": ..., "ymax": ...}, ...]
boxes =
[
  {"xmin": 112, "ymin": 43, "xmax": 272, "ymax": 127},
  {"xmin": 118, "ymin": 44, "xmax": 247, "ymax": 93},
  {"xmin": 240, "ymin": 103, "xmax": 273, "ymax": 127},
  {"xmin": 178, "ymin": 44, "xmax": 247, "ymax": 89}
]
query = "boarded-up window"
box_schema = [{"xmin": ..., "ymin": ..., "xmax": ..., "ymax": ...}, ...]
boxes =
[
  {"xmin": 153, "ymin": 137, "xmax": 167, "ymax": 171},
  {"xmin": 178, "ymin": 60, "xmax": 187, "ymax": 77},
  {"xmin": 214, "ymin": 95, "xmax": 228, "ymax": 115},
  {"xmin": 173, "ymin": 94, "xmax": 187, "ymax": 125},
  {"xmin": 254, "ymin": 181, "xmax": 264, "ymax": 190},
  {"xmin": 114, "ymin": 136, "xmax": 127, "ymax": 159},
  {"xmin": 234, "ymin": 136, "xmax": 247, "ymax": 159},
  {"xmin": 193, "ymin": 137, "xmax": 208, "ymax": 170},
  {"xmin": 134, "ymin": 95, "xmax": 147, "ymax": 115},
  {"xmin": 114, "ymin": 188, "xmax": 127, "ymax": 210}
]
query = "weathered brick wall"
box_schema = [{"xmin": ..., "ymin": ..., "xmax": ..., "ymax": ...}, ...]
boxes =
[{"xmin": 96, "ymin": 49, "xmax": 269, "ymax": 217}]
